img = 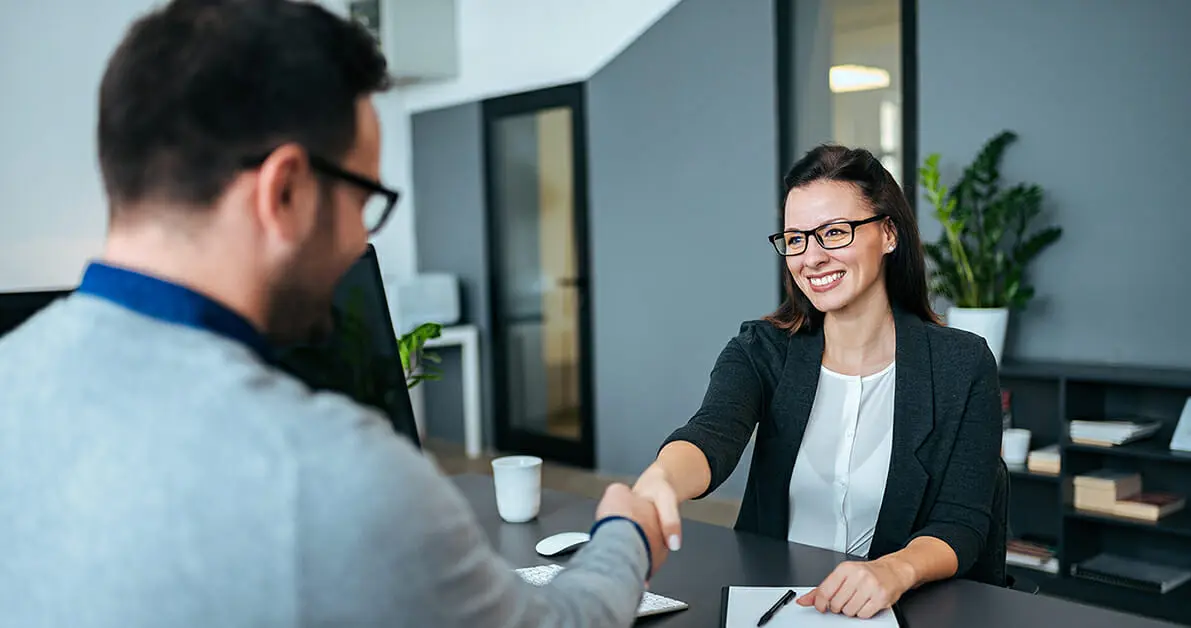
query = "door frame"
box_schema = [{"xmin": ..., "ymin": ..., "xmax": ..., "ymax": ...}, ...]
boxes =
[
  {"xmin": 773, "ymin": 0, "xmax": 919, "ymax": 298},
  {"xmin": 480, "ymin": 82, "xmax": 596, "ymax": 469}
]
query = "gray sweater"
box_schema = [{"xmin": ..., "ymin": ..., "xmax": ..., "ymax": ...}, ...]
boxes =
[{"xmin": 0, "ymin": 294, "xmax": 648, "ymax": 627}]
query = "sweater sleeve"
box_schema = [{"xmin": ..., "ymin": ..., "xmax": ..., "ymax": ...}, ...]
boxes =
[
  {"xmin": 661, "ymin": 329, "xmax": 767, "ymax": 498},
  {"xmin": 298, "ymin": 406, "xmax": 649, "ymax": 628}
]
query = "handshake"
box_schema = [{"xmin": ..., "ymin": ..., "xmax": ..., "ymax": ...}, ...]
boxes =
[{"xmin": 594, "ymin": 465, "xmax": 683, "ymax": 579}]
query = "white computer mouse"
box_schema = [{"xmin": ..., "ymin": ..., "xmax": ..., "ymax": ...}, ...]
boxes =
[{"xmin": 535, "ymin": 531, "xmax": 591, "ymax": 557}]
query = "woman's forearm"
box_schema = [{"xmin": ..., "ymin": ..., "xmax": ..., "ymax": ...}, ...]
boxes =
[
  {"xmin": 874, "ymin": 536, "xmax": 959, "ymax": 590},
  {"xmin": 636, "ymin": 441, "xmax": 712, "ymax": 502}
]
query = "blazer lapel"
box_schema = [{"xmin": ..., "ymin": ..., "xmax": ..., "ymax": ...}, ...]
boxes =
[
  {"xmin": 773, "ymin": 328, "xmax": 823, "ymax": 440},
  {"xmin": 872, "ymin": 308, "xmax": 935, "ymax": 555},
  {"xmin": 764, "ymin": 327, "xmax": 823, "ymax": 538}
]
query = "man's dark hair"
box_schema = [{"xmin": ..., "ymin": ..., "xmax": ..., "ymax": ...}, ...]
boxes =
[{"xmin": 98, "ymin": 0, "xmax": 391, "ymax": 214}]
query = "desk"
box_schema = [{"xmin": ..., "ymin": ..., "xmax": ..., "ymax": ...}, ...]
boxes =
[
  {"xmin": 423, "ymin": 325, "xmax": 482, "ymax": 458},
  {"xmin": 451, "ymin": 474, "xmax": 1178, "ymax": 628}
]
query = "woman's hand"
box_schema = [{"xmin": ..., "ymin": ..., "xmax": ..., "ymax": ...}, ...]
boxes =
[
  {"xmin": 796, "ymin": 557, "xmax": 915, "ymax": 619},
  {"xmin": 631, "ymin": 466, "xmax": 684, "ymax": 551}
]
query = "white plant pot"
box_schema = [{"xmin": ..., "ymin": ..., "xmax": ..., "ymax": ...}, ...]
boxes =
[{"xmin": 946, "ymin": 307, "xmax": 1010, "ymax": 367}]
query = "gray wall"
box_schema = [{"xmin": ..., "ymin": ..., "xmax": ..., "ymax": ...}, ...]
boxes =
[
  {"xmin": 919, "ymin": 0, "xmax": 1191, "ymax": 368},
  {"xmin": 587, "ymin": 0, "xmax": 779, "ymax": 497},
  {"xmin": 409, "ymin": 102, "xmax": 496, "ymax": 445}
]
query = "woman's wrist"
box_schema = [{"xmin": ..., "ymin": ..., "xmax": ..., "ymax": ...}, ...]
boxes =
[
  {"xmin": 876, "ymin": 552, "xmax": 919, "ymax": 592},
  {"xmin": 635, "ymin": 463, "xmax": 671, "ymax": 490}
]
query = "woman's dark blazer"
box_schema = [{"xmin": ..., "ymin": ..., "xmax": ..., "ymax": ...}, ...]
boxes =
[{"xmin": 662, "ymin": 307, "xmax": 1002, "ymax": 580}]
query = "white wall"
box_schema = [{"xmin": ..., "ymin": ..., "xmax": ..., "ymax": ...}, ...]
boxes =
[
  {"xmin": 0, "ymin": 0, "xmax": 152, "ymax": 291},
  {"xmin": 0, "ymin": 0, "xmax": 682, "ymax": 293},
  {"xmin": 400, "ymin": 0, "xmax": 683, "ymax": 114},
  {"xmin": 0, "ymin": 0, "xmax": 418, "ymax": 292}
]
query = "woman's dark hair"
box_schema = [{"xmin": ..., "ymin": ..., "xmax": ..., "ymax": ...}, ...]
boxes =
[{"xmin": 765, "ymin": 144, "xmax": 939, "ymax": 333}]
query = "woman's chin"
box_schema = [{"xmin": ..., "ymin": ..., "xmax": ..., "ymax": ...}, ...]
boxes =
[{"xmin": 808, "ymin": 292, "xmax": 852, "ymax": 314}]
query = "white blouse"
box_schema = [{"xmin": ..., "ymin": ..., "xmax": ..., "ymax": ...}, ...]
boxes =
[{"xmin": 787, "ymin": 362, "xmax": 896, "ymax": 557}]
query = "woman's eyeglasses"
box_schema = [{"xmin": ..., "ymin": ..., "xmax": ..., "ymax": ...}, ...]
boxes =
[{"xmin": 768, "ymin": 214, "xmax": 887, "ymax": 256}]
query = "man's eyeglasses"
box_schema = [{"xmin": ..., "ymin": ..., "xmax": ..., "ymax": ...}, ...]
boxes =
[
  {"xmin": 768, "ymin": 214, "xmax": 887, "ymax": 256},
  {"xmin": 243, "ymin": 152, "xmax": 399, "ymax": 235}
]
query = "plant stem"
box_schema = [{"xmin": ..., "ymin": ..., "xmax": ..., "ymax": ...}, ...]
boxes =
[{"xmin": 943, "ymin": 223, "xmax": 978, "ymax": 306}]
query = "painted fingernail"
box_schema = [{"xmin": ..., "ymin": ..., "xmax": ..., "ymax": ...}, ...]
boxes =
[{"xmin": 668, "ymin": 534, "xmax": 681, "ymax": 551}]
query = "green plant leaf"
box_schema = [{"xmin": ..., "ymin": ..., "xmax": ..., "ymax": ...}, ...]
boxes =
[
  {"xmin": 1013, "ymin": 226, "xmax": 1063, "ymax": 266},
  {"xmin": 921, "ymin": 131, "xmax": 1062, "ymax": 311},
  {"xmin": 397, "ymin": 321, "xmax": 444, "ymax": 389}
]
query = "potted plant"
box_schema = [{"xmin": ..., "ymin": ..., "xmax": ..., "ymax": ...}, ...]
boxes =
[
  {"xmin": 398, "ymin": 321, "xmax": 444, "ymax": 389},
  {"xmin": 918, "ymin": 130, "xmax": 1062, "ymax": 366}
]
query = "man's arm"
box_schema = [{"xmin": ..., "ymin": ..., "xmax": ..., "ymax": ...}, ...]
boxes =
[{"xmin": 298, "ymin": 409, "xmax": 652, "ymax": 628}]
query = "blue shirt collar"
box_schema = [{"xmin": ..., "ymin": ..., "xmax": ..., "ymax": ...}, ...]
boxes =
[{"xmin": 77, "ymin": 262, "xmax": 274, "ymax": 362}]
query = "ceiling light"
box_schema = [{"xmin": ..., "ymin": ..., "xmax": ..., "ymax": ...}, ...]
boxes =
[{"xmin": 830, "ymin": 64, "xmax": 891, "ymax": 93}]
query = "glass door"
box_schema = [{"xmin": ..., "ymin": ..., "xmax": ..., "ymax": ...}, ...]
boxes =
[{"xmin": 483, "ymin": 83, "xmax": 594, "ymax": 468}]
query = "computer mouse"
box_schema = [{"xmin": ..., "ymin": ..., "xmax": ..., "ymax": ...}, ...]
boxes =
[{"xmin": 535, "ymin": 531, "xmax": 591, "ymax": 557}]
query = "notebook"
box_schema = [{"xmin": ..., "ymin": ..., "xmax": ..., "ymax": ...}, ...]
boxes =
[
  {"xmin": 515, "ymin": 563, "xmax": 689, "ymax": 618},
  {"xmin": 720, "ymin": 587, "xmax": 901, "ymax": 627},
  {"xmin": 1070, "ymin": 553, "xmax": 1191, "ymax": 594}
]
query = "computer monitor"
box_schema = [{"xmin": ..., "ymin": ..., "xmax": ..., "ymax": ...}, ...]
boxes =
[
  {"xmin": 0, "ymin": 289, "xmax": 72, "ymax": 339},
  {"xmin": 0, "ymin": 257, "xmax": 419, "ymax": 447},
  {"xmin": 275, "ymin": 245, "xmax": 421, "ymax": 448}
]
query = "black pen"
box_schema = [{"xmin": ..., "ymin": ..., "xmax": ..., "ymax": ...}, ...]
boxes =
[{"xmin": 756, "ymin": 589, "xmax": 796, "ymax": 626}]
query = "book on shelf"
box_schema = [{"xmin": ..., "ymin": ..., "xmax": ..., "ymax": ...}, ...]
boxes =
[
  {"xmin": 1006, "ymin": 538, "xmax": 1058, "ymax": 574},
  {"xmin": 1112, "ymin": 492, "xmax": 1186, "ymax": 521},
  {"xmin": 1070, "ymin": 553, "xmax": 1191, "ymax": 594},
  {"xmin": 1026, "ymin": 444, "xmax": 1060, "ymax": 474},
  {"xmin": 1069, "ymin": 418, "xmax": 1162, "ymax": 447},
  {"xmin": 1001, "ymin": 389, "xmax": 1013, "ymax": 431},
  {"xmin": 1072, "ymin": 470, "xmax": 1185, "ymax": 521}
]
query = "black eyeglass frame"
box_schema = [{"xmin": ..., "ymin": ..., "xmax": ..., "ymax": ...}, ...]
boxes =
[
  {"xmin": 242, "ymin": 151, "xmax": 400, "ymax": 235},
  {"xmin": 767, "ymin": 214, "xmax": 889, "ymax": 257}
]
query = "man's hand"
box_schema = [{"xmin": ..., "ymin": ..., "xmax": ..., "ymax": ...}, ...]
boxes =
[
  {"xmin": 796, "ymin": 557, "xmax": 915, "ymax": 619},
  {"xmin": 595, "ymin": 482, "xmax": 670, "ymax": 578},
  {"xmin": 631, "ymin": 466, "xmax": 683, "ymax": 551}
]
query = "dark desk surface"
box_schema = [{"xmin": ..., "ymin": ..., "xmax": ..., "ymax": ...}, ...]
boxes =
[{"xmin": 451, "ymin": 473, "xmax": 1178, "ymax": 628}]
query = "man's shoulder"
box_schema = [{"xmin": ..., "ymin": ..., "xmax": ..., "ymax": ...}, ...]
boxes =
[
  {"xmin": 258, "ymin": 375, "xmax": 433, "ymax": 491},
  {"xmin": 231, "ymin": 363, "xmax": 419, "ymax": 468},
  {"xmin": 289, "ymin": 385, "xmax": 472, "ymax": 559}
]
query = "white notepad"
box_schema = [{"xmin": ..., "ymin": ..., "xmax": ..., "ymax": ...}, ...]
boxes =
[
  {"xmin": 515, "ymin": 563, "xmax": 689, "ymax": 618},
  {"xmin": 723, "ymin": 587, "xmax": 899, "ymax": 627}
]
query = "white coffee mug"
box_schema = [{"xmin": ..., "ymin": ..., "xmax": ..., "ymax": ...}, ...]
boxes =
[
  {"xmin": 491, "ymin": 455, "xmax": 543, "ymax": 523},
  {"xmin": 1002, "ymin": 428, "xmax": 1031, "ymax": 465}
]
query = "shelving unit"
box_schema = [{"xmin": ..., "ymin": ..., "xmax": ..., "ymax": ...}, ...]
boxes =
[
  {"xmin": 1064, "ymin": 508, "xmax": 1191, "ymax": 540},
  {"xmin": 999, "ymin": 359, "xmax": 1191, "ymax": 625},
  {"xmin": 1065, "ymin": 440, "xmax": 1191, "ymax": 464},
  {"xmin": 1006, "ymin": 463, "xmax": 1061, "ymax": 483}
]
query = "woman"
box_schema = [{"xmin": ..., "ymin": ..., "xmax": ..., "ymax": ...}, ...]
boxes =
[{"xmin": 633, "ymin": 145, "xmax": 1002, "ymax": 619}]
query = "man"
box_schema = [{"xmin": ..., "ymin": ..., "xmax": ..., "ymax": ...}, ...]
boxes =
[{"xmin": 0, "ymin": 1, "xmax": 667, "ymax": 626}]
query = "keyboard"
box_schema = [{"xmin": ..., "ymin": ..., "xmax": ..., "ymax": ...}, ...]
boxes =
[{"xmin": 515, "ymin": 563, "xmax": 689, "ymax": 618}]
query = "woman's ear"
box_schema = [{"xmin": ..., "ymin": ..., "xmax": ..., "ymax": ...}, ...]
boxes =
[{"xmin": 883, "ymin": 219, "xmax": 898, "ymax": 253}]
